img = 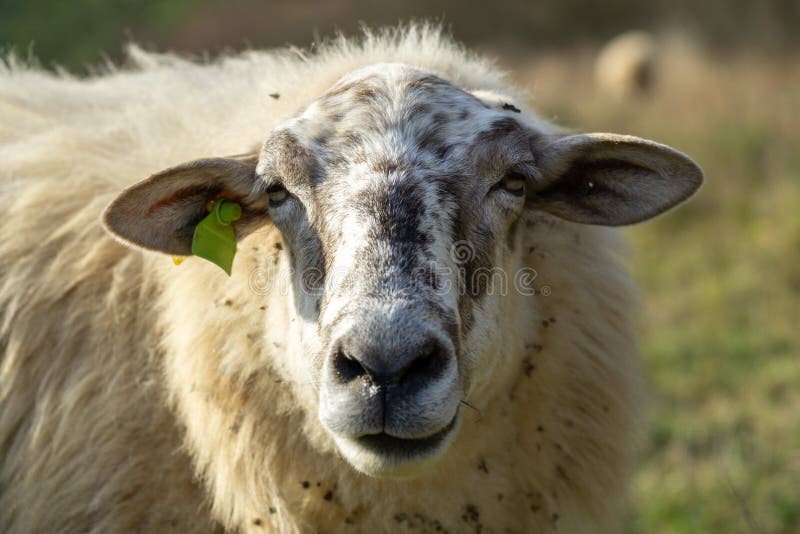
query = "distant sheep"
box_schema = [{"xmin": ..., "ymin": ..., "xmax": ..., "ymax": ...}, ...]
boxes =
[
  {"xmin": 0, "ymin": 25, "xmax": 702, "ymax": 533},
  {"xmin": 595, "ymin": 30, "xmax": 658, "ymax": 98}
]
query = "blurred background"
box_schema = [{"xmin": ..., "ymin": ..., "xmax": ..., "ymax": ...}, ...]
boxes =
[{"xmin": 2, "ymin": 1, "xmax": 798, "ymax": 532}]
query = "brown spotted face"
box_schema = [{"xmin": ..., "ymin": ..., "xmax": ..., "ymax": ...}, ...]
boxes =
[
  {"xmin": 254, "ymin": 64, "xmax": 540, "ymax": 476},
  {"xmin": 104, "ymin": 62, "xmax": 702, "ymax": 479}
]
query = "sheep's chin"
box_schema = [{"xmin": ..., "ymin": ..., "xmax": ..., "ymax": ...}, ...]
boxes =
[{"xmin": 332, "ymin": 418, "xmax": 460, "ymax": 479}]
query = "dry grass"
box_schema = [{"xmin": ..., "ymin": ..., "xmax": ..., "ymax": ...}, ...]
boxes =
[{"xmin": 505, "ymin": 40, "xmax": 800, "ymax": 533}]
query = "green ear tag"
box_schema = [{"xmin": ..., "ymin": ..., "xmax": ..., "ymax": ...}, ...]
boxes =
[{"xmin": 191, "ymin": 199, "xmax": 242, "ymax": 275}]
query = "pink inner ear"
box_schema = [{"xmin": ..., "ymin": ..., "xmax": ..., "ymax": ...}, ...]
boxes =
[{"xmin": 146, "ymin": 186, "xmax": 237, "ymax": 214}]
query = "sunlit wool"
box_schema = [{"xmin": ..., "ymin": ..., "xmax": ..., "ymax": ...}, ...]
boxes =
[{"xmin": 0, "ymin": 25, "xmax": 691, "ymax": 533}]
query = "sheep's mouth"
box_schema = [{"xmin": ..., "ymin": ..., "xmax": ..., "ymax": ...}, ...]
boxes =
[{"xmin": 355, "ymin": 415, "xmax": 458, "ymax": 458}]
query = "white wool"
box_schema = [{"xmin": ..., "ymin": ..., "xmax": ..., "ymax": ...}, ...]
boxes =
[{"xmin": 1, "ymin": 25, "xmax": 645, "ymax": 533}]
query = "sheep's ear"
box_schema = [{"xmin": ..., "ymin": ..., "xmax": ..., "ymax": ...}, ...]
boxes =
[
  {"xmin": 103, "ymin": 154, "xmax": 268, "ymax": 255},
  {"xmin": 527, "ymin": 133, "xmax": 703, "ymax": 225}
]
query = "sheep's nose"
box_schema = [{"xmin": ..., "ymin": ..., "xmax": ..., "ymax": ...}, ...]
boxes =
[{"xmin": 331, "ymin": 335, "xmax": 450, "ymax": 388}]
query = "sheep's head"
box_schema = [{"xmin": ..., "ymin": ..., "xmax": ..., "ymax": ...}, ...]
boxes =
[{"xmin": 103, "ymin": 63, "xmax": 702, "ymax": 478}]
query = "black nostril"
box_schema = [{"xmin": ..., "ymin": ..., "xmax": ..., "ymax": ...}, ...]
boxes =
[
  {"xmin": 330, "ymin": 337, "xmax": 451, "ymax": 387},
  {"xmin": 399, "ymin": 342, "xmax": 448, "ymax": 385},
  {"xmin": 332, "ymin": 347, "xmax": 369, "ymax": 384}
]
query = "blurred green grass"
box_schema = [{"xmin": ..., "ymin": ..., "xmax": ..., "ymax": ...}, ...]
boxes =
[
  {"xmin": 0, "ymin": 0, "xmax": 198, "ymax": 68},
  {"xmin": 512, "ymin": 49, "xmax": 800, "ymax": 533},
  {"xmin": 2, "ymin": 0, "xmax": 798, "ymax": 71}
]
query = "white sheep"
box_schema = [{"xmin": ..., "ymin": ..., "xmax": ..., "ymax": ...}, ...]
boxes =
[
  {"xmin": 0, "ymin": 25, "xmax": 702, "ymax": 533},
  {"xmin": 595, "ymin": 30, "xmax": 658, "ymax": 98}
]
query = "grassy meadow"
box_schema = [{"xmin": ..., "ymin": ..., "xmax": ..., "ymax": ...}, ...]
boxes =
[{"xmin": 509, "ymin": 44, "xmax": 800, "ymax": 533}]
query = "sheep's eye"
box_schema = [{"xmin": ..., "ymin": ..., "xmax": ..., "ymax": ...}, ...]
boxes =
[
  {"xmin": 499, "ymin": 172, "xmax": 526, "ymax": 196},
  {"xmin": 266, "ymin": 184, "xmax": 289, "ymax": 206}
]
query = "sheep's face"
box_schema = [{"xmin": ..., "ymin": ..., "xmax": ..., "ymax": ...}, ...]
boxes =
[
  {"xmin": 256, "ymin": 64, "xmax": 537, "ymax": 477},
  {"xmin": 103, "ymin": 63, "xmax": 702, "ymax": 479}
]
